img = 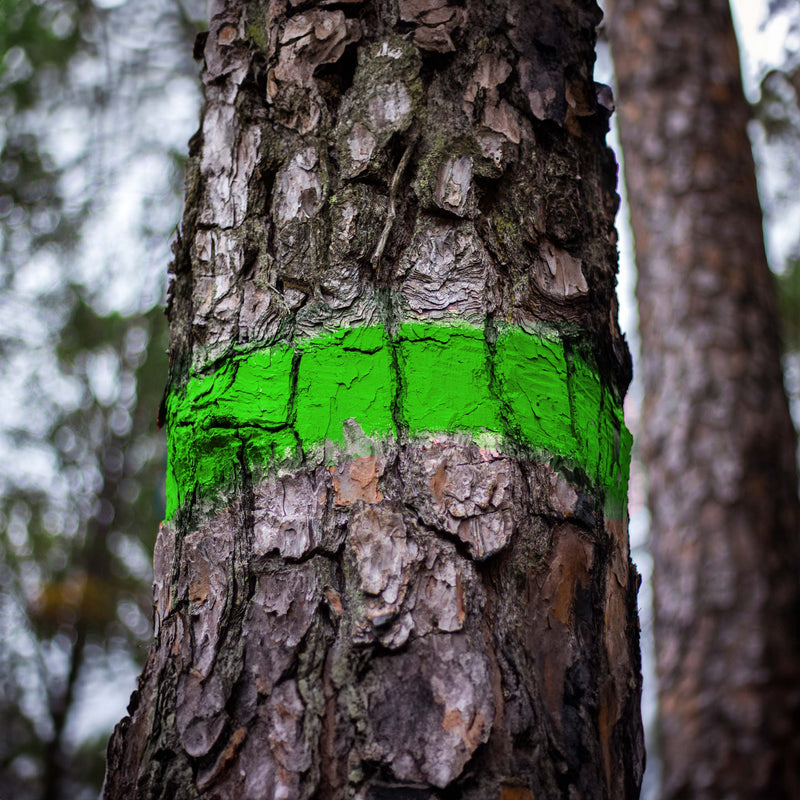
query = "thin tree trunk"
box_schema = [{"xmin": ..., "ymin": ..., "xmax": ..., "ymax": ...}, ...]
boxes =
[
  {"xmin": 606, "ymin": 1, "xmax": 800, "ymax": 798},
  {"xmin": 104, "ymin": 1, "xmax": 644, "ymax": 797}
]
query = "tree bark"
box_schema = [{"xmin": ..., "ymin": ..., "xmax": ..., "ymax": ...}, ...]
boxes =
[
  {"xmin": 104, "ymin": 1, "xmax": 644, "ymax": 797},
  {"xmin": 606, "ymin": 1, "xmax": 800, "ymax": 798}
]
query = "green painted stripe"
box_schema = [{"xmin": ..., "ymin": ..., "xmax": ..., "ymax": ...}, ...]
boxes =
[{"xmin": 166, "ymin": 322, "xmax": 631, "ymax": 519}]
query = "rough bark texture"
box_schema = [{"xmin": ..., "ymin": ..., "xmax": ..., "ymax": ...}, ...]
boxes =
[
  {"xmin": 104, "ymin": 1, "xmax": 644, "ymax": 798},
  {"xmin": 606, "ymin": 2, "xmax": 800, "ymax": 798}
]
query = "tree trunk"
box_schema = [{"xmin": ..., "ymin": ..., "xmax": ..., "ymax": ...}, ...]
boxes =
[
  {"xmin": 104, "ymin": 1, "xmax": 644, "ymax": 797},
  {"xmin": 606, "ymin": 1, "xmax": 800, "ymax": 798}
]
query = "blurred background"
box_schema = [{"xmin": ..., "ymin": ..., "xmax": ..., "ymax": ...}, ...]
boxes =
[
  {"xmin": 0, "ymin": 1, "xmax": 798, "ymax": 798},
  {"xmin": 0, "ymin": 1, "xmax": 203, "ymax": 797}
]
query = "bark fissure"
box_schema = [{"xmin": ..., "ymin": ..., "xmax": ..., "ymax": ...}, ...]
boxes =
[{"xmin": 372, "ymin": 131, "xmax": 419, "ymax": 269}]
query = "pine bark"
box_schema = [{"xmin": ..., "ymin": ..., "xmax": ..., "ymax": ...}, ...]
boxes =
[
  {"xmin": 606, "ymin": 1, "xmax": 800, "ymax": 798},
  {"xmin": 104, "ymin": 1, "xmax": 644, "ymax": 797}
]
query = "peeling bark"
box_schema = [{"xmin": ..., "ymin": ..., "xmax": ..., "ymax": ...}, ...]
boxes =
[
  {"xmin": 607, "ymin": 1, "xmax": 800, "ymax": 798},
  {"xmin": 105, "ymin": 1, "xmax": 643, "ymax": 797}
]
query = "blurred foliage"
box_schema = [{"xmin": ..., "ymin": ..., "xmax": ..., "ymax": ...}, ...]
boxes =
[
  {"xmin": 0, "ymin": 0, "xmax": 88, "ymax": 268},
  {"xmin": 0, "ymin": 0, "xmax": 203, "ymax": 798},
  {"xmin": 752, "ymin": 12, "xmax": 800, "ymax": 355},
  {"xmin": 779, "ymin": 257, "xmax": 800, "ymax": 350},
  {"xmin": 0, "ymin": 302, "xmax": 167, "ymax": 799},
  {"xmin": 769, "ymin": 0, "xmax": 796, "ymax": 16},
  {"xmin": 0, "ymin": 0, "xmax": 86, "ymax": 106}
]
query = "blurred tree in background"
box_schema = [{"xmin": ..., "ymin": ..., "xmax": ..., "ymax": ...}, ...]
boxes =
[
  {"xmin": 604, "ymin": 1, "xmax": 800, "ymax": 798},
  {"xmin": 0, "ymin": 1, "xmax": 202, "ymax": 798},
  {"xmin": 607, "ymin": 0, "xmax": 800, "ymax": 795}
]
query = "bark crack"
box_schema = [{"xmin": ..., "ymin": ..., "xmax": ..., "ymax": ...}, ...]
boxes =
[{"xmin": 371, "ymin": 130, "xmax": 419, "ymax": 270}]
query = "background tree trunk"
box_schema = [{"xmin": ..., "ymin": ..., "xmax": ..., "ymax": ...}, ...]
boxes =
[
  {"xmin": 606, "ymin": 1, "xmax": 800, "ymax": 797},
  {"xmin": 104, "ymin": 1, "xmax": 644, "ymax": 797}
]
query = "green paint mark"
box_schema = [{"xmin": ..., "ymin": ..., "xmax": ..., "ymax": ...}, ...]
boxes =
[
  {"xmin": 399, "ymin": 323, "xmax": 502, "ymax": 436},
  {"xmin": 295, "ymin": 326, "xmax": 396, "ymax": 447},
  {"xmin": 495, "ymin": 328, "xmax": 573, "ymax": 451},
  {"xmin": 166, "ymin": 322, "xmax": 631, "ymax": 519}
]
